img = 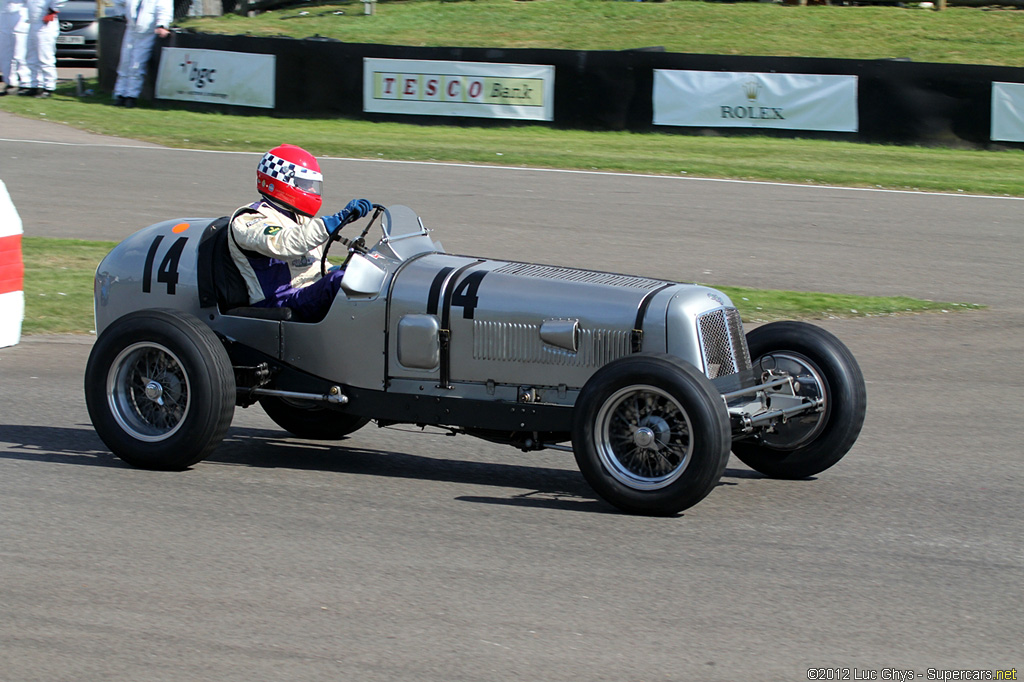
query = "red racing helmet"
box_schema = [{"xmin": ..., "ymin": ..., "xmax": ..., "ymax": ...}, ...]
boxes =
[{"xmin": 256, "ymin": 144, "xmax": 323, "ymax": 216}]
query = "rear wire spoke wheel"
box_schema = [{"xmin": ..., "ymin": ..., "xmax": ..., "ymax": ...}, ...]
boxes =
[
  {"xmin": 108, "ymin": 342, "xmax": 190, "ymax": 442},
  {"xmin": 85, "ymin": 309, "xmax": 235, "ymax": 470},
  {"xmin": 573, "ymin": 354, "xmax": 730, "ymax": 516}
]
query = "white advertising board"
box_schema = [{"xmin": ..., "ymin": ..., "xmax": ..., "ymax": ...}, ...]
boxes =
[
  {"xmin": 364, "ymin": 58, "xmax": 555, "ymax": 121},
  {"xmin": 654, "ymin": 70, "xmax": 859, "ymax": 133},
  {"xmin": 991, "ymin": 82, "xmax": 1024, "ymax": 142},
  {"xmin": 155, "ymin": 48, "xmax": 276, "ymax": 109}
]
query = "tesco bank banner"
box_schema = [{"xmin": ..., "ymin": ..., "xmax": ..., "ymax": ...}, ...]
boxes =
[
  {"xmin": 364, "ymin": 58, "xmax": 554, "ymax": 121},
  {"xmin": 990, "ymin": 82, "xmax": 1024, "ymax": 142},
  {"xmin": 155, "ymin": 48, "xmax": 275, "ymax": 109},
  {"xmin": 654, "ymin": 70, "xmax": 859, "ymax": 133}
]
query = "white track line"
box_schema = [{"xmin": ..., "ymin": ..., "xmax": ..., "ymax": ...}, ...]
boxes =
[{"xmin": 2, "ymin": 135, "xmax": 1020, "ymax": 201}]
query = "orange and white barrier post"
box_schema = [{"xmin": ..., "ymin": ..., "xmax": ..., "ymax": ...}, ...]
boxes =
[{"xmin": 0, "ymin": 179, "xmax": 25, "ymax": 348}]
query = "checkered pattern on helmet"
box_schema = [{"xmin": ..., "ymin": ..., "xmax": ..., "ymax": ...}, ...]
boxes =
[{"xmin": 258, "ymin": 153, "xmax": 296, "ymax": 183}]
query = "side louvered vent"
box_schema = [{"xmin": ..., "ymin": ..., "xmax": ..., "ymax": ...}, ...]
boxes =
[{"xmin": 473, "ymin": 321, "xmax": 632, "ymax": 368}]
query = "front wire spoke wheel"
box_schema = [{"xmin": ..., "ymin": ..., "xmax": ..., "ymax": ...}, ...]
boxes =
[
  {"xmin": 572, "ymin": 354, "xmax": 730, "ymax": 515},
  {"xmin": 594, "ymin": 385, "xmax": 694, "ymax": 491}
]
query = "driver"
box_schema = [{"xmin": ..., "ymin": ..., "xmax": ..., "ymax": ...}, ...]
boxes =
[{"xmin": 229, "ymin": 144, "xmax": 373, "ymax": 322}]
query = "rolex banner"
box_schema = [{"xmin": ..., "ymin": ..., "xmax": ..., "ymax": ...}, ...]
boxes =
[
  {"xmin": 155, "ymin": 48, "xmax": 276, "ymax": 109},
  {"xmin": 364, "ymin": 58, "xmax": 555, "ymax": 121},
  {"xmin": 654, "ymin": 70, "xmax": 859, "ymax": 133},
  {"xmin": 990, "ymin": 82, "xmax": 1024, "ymax": 142}
]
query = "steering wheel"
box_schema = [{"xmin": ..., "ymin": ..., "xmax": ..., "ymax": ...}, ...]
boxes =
[{"xmin": 320, "ymin": 203, "xmax": 386, "ymax": 278}]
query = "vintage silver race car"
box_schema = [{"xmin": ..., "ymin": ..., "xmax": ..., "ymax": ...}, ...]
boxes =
[{"xmin": 85, "ymin": 205, "xmax": 866, "ymax": 515}]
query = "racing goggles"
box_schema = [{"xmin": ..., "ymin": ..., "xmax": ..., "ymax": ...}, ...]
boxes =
[{"xmin": 291, "ymin": 168, "xmax": 323, "ymax": 196}]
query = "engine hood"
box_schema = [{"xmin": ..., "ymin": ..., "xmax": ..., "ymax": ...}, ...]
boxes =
[{"xmin": 387, "ymin": 253, "xmax": 735, "ymax": 389}]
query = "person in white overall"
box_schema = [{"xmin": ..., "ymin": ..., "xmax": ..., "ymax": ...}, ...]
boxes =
[
  {"xmin": 0, "ymin": 0, "xmax": 29, "ymax": 95},
  {"xmin": 111, "ymin": 0, "xmax": 172, "ymax": 107},
  {"xmin": 21, "ymin": 0, "xmax": 61, "ymax": 97}
]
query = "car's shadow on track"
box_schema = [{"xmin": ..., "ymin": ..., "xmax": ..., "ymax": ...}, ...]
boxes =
[
  {"xmin": 214, "ymin": 426, "xmax": 615, "ymax": 514},
  {"xmin": 0, "ymin": 424, "xmax": 610, "ymax": 512},
  {"xmin": 0, "ymin": 424, "xmax": 772, "ymax": 516},
  {"xmin": 0, "ymin": 424, "xmax": 120, "ymax": 467},
  {"xmin": 213, "ymin": 428, "xmax": 772, "ymax": 514}
]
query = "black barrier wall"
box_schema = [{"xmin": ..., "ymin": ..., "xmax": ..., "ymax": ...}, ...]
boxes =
[{"xmin": 98, "ymin": 24, "xmax": 1024, "ymax": 147}]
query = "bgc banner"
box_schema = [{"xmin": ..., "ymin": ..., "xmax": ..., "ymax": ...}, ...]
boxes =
[
  {"xmin": 990, "ymin": 82, "xmax": 1024, "ymax": 142},
  {"xmin": 654, "ymin": 70, "xmax": 859, "ymax": 133},
  {"xmin": 155, "ymin": 48, "xmax": 276, "ymax": 109},
  {"xmin": 363, "ymin": 58, "xmax": 555, "ymax": 121}
]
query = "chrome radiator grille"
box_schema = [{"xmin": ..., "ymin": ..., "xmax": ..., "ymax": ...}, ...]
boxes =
[{"xmin": 697, "ymin": 308, "xmax": 751, "ymax": 379}]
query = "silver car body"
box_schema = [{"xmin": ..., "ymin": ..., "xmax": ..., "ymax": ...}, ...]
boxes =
[
  {"xmin": 89, "ymin": 205, "xmax": 866, "ymax": 514},
  {"xmin": 94, "ymin": 207, "xmax": 756, "ymax": 418}
]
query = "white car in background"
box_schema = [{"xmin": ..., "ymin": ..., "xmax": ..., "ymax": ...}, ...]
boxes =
[{"xmin": 56, "ymin": 0, "xmax": 99, "ymax": 60}]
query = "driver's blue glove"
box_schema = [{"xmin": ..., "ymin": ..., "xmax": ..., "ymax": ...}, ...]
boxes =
[
  {"xmin": 345, "ymin": 198, "xmax": 372, "ymax": 219},
  {"xmin": 322, "ymin": 199, "xmax": 372, "ymax": 232}
]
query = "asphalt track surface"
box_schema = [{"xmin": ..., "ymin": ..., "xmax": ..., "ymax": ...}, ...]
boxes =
[{"xmin": 1, "ymin": 111, "xmax": 1020, "ymax": 681}]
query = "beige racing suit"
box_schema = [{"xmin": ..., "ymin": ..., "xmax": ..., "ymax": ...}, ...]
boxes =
[{"xmin": 228, "ymin": 199, "xmax": 342, "ymax": 322}]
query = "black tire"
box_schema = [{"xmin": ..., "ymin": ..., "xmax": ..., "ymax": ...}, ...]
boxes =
[
  {"xmin": 732, "ymin": 321, "xmax": 867, "ymax": 479},
  {"xmin": 572, "ymin": 354, "xmax": 731, "ymax": 516},
  {"xmin": 259, "ymin": 397, "xmax": 369, "ymax": 440},
  {"xmin": 84, "ymin": 309, "xmax": 235, "ymax": 470}
]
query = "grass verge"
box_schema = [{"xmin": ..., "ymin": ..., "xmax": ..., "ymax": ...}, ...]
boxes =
[
  {"xmin": 714, "ymin": 285, "xmax": 983, "ymax": 323},
  {"xmin": 21, "ymin": 237, "xmax": 116, "ymax": 335},
  {"xmin": 178, "ymin": 0, "xmax": 1024, "ymax": 67},
  {"xmin": 19, "ymin": 237, "xmax": 983, "ymax": 336}
]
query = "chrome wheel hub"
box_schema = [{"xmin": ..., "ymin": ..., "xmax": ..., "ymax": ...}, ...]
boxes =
[
  {"xmin": 633, "ymin": 426, "xmax": 656, "ymax": 448},
  {"xmin": 144, "ymin": 380, "xmax": 164, "ymax": 403}
]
